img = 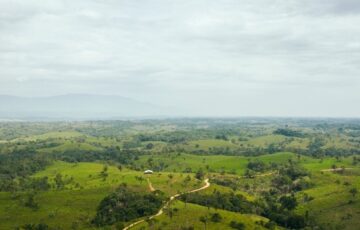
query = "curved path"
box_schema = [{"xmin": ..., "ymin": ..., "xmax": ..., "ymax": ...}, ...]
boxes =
[
  {"xmin": 147, "ymin": 178, "xmax": 155, "ymax": 192},
  {"xmin": 321, "ymin": 167, "xmax": 353, "ymax": 172},
  {"xmin": 123, "ymin": 179, "xmax": 210, "ymax": 230}
]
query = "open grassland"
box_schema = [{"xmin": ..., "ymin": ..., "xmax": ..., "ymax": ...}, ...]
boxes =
[
  {"xmin": 184, "ymin": 139, "xmax": 238, "ymax": 150},
  {"xmin": 0, "ymin": 188, "xmax": 108, "ymax": 229},
  {"xmin": 33, "ymin": 161, "xmax": 201, "ymax": 195},
  {"xmin": 197, "ymin": 182, "xmax": 257, "ymax": 201},
  {"xmin": 296, "ymin": 168, "xmax": 360, "ymax": 230},
  {"xmin": 136, "ymin": 152, "xmax": 295, "ymax": 175},
  {"xmin": 0, "ymin": 161, "xmax": 203, "ymax": 229},
  {"xmin": 241, "ymin": 134, "xmax": 287, "ymax": 147},
  {"xmin": 132, "ymin": 200, "xmax": 270, "ymax": 230},
  {"xmin": 11, "ymin": 131, "xmax": 85, "ymax": 142},
  {"xmin": 1, "ymin": 120, "xmax": 360, "ymax": 229},
  {"xmin": 299, "ymin": 155, "xmax": 355, "ymax": 172},
  {"xmin": 1, "ymin": 130, "xmax": 122, "ymax": 153},
  {"xmin": 37, "ymin": 141, "xmax": 103, "ymax": 153},
  {"xmin": 33, "ymin": 161, "xmax": 145, "ymax": 190}
]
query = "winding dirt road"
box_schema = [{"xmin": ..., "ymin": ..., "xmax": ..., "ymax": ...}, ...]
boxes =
[
  {"xmin": 321, "ymin": 167, "xmax": 353, "ymax": 172},
  {"xmin": 123, "ymin": 179, "xmax": 210, "ymax": 230},
  {"xmin": 147, "ymin": 178, "xmax": 155, "ymax": 192}
]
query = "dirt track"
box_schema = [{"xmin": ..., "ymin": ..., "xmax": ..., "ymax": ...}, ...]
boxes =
[{"xmin": 123, "ymin": 179, "xmax": 210, "ymax": 230}]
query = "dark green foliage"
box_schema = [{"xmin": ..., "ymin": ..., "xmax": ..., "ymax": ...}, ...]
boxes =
[
  {"xmin": 54, "ymin": 173, "xmax": 64, "ymax": 189},
  {"xmin": 215, "ymin": 134, "xmax": 228, "ymax": 140},
  {"xmin": 350, "ymin": 188, "xmax": 358, "ymax": 197},
  {"xmin": 20, "ymin": 223, "xmax": 50, "ymax": 230},
  {"xmin": 308, "ymin": 138, "xmax": 325, "ymax": 157},
  {"xmin": 19, "ymin": 177, "xmax": 51, "ymax": 191},
  {"xmin": 0, "ymin": 147, "xmax": 51, "ymax": 191},
  {"xmin": 24, "ymin": 192, "xmax": 39, "ymax": 210},
  {"xmin": 229, "ymin": 221, "xmax": 245, "ymax": 230},
  {"xmin": 145, "ymin": 143, "xmax": 154, "ymax": 149},
  {"xmin": 210, "ymin": 213, "xmax": 222, "ymax": 222},
  {"xmin": 92, "ymin": 185, "xmax": 165, "ymax": 226},
  {"xmin": 55, "ymin": 147, "xmax": 140, "ymax": 165},
  {"xmin": 180, "ymin": 191, "xmax": 254, "ymax": 213},
  {"xmin": 247, "ymin": 160, "xmax": 268, "ymax": 172},
  {"xmin": 273, "ymin": 128, "xmax": 304, "ymax": 137},
  {"xmin": 279, "ymin": 195, "xmax": 298, "ymax": 210},
  {"xmin": 279, "ymin": 162, "xmax": 308, "ymax": 181},
  {"xmin": 195, "ymin": 168, "xmax": 205, "ymax": 180}
]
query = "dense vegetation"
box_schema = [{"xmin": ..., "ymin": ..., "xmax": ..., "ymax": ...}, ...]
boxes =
[
  {"xmin": 92, "ymin": 184, "xmax": 165, "ymax": 226},
  {"xmin": 0, "ymin": 118, "xmax": 359, "ymax": 229}
]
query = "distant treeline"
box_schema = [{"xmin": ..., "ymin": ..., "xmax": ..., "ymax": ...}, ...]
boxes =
[{"xmin": 273, "ymin": 128, "xmax": 305, "ymax": 137}]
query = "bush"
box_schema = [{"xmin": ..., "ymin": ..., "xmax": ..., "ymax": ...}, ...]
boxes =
[
  {"xmin": 92, "ymin": 185, "xmax": 165, "ymax": 226},
  {"xmin": 210, "ymin": 213, "xmax": 222, "ymax": 222},
  {"xmin": 230, "ymin": 221, "xmax": 245, "ymax": 230}
]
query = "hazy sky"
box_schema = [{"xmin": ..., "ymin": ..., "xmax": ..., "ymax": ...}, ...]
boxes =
[{"xmin": 1, "ymin": 0, "xmax": 360, "ymax": 117}]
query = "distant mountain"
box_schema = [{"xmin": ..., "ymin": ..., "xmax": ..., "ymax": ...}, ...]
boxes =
[{"xmin": 0, "ymin": 94, "xmax": 169, "ymax": 120}]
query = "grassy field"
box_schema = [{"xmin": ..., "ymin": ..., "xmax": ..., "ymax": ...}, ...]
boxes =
[
  {"xmin": 184, "ymin": 139, "xmax": 239, "ymax": 150},
  {"xmin": 296, "ymin": 169, "xmax": 360, "ymax": 230},
  {"xmin": 300, "ymin": 155, "xmax": 355, "ymax": 172},
  {"xmin": 136, "ymin": 152, "xmax": 295, "ymax": 175},
  {"xmin": 11, "ymin": 131, "xmax": 85, "ymax": 142},
  {"xmin": 132, "ymin": 200, "xmax": 270, "ymax": 230},
  {"xmin": 0, "ymin": 188, "xmax": 108, "ymax": 229},
  {"xmin": 0, "ymin": 161, "xmax": 202, "ymax": 229},
  {"xmin": 1, "ymin": 120, "xmax": 360, "ymax": 229}
]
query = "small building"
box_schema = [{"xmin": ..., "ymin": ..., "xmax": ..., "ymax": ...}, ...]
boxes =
[{"xmin": 144, "ymin": 170, "xmax": 153, "ymax": 174}]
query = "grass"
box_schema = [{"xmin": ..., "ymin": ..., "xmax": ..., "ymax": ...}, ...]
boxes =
[
  {"xmin": 37, "ymin": 141, "xmax": 103, "ymax": 153},
  {"xmin": 12, "ymin": 131, "xmax": 84, "ymax": 142},
  {"xmin": 0, "ymin": 187, "xmax": 109, "ymax": 229},
  {"xmin": 185, "ymin": 139, "xmax": 238, "ymax": 150},
  {"xmin": 132, "ymin": 200, "xmax": 270, "ymax": 230},
  {"xmin": 0, "ymin": 161, "xmax": 205, "ymax": 229},
  {"xmin": 300, "ymin": 155, "xmax": 355, "ymax": 172},
  {"xmin": 33, "ymin": 161, "xmax": 145, "ymax": 190},
  {"xmin": 136, "ymin": 152, "xmax": 295, "ymax": 175},
  {"xmin": 296, "ymin": 168, "xmax": 360, "ymax": 230},
  {"xmin": 242, "ymin": 135, "xmax": 287, "ymax": 147}
]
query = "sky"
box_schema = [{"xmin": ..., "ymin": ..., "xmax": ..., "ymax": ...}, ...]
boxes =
[{"xmin": 0, "ymin": 0, "xmax": 360, "ymax": 117}]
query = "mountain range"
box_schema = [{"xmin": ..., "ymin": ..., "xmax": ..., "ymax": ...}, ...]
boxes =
[{"xmin": 0, "ymin": 94, "xmax": 170, "ymax": 120}]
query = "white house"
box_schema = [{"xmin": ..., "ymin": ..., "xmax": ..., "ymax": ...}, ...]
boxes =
[{"xmin": 144, "ymin": 170, "xmax": 153, "ymax": 174}]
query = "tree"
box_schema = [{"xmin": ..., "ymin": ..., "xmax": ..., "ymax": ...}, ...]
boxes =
[
  {"xmin": 54, "ymin": 173, "xmax": 64, "ymax": 189},
  {"xmin": 331, "ymin": 164, "xmax": 337, "ymax": 170},
  {"xmin": 230, "ymin": 221, "xmax": 245, "ymax": 230},
  {"xmin": 199, "ymin": 216, "xmax": 208, "ymax": 230},
  {"xmin": 195, "ymin": 169, "xmax": 205, "ymax": 180},
  {"xmin": 279, "ymin": 195, "xmax": 298, "ymax": 210},
  {"xmin": 24, "ymin": 192, "xmax": 39, "ymax": 210},
  {"xmin": 350, "ymin": 188, "xmax": 358, "ymax": 197},
  {"xmin": 135, "ymin": 176, "xmax": 145, "ymax": 184},
  {"xmin": 244, "ymin": 169, "xmax": 255, "ymax": 178},
  {"xmin": 168, "ymin": 174, "xmax": 174, "ymax": 180},
  {"xmin": 100, "ymin": 164, "xmax": 109, "ymax": 181},
  {"xmin": 146, "ymin": 143, "xmax": 154, "ymax": 150},
  {"xmin": 165, "ymin": 207, "xmax": 174, "ymax": 220},
  {"xmin": 146, "ymin": 218, "xmax": 158, "ymax": 230},
  {"xmin": 117, "ymin": 164, "xmax": 123, "ymax": 171},
  {"xmin": 22, "ymin": 223, "xmax": 50, "ymax": 230},
  {"xmin": 210, "ymin": 213, "xmax": 222, "ymax": 222},
  {"xmin": 92, "ymin": 185, "xmax": 164, "ymax": 226}
]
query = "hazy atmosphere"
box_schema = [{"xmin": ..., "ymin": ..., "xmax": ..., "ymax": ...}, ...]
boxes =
[
  {"xmin": 1, "ymin": 2, "xmax": 360, "ymax": 229},
  {"xmin": 1, "ymin": 0, "xmax": 360, "ymax": 117}
]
